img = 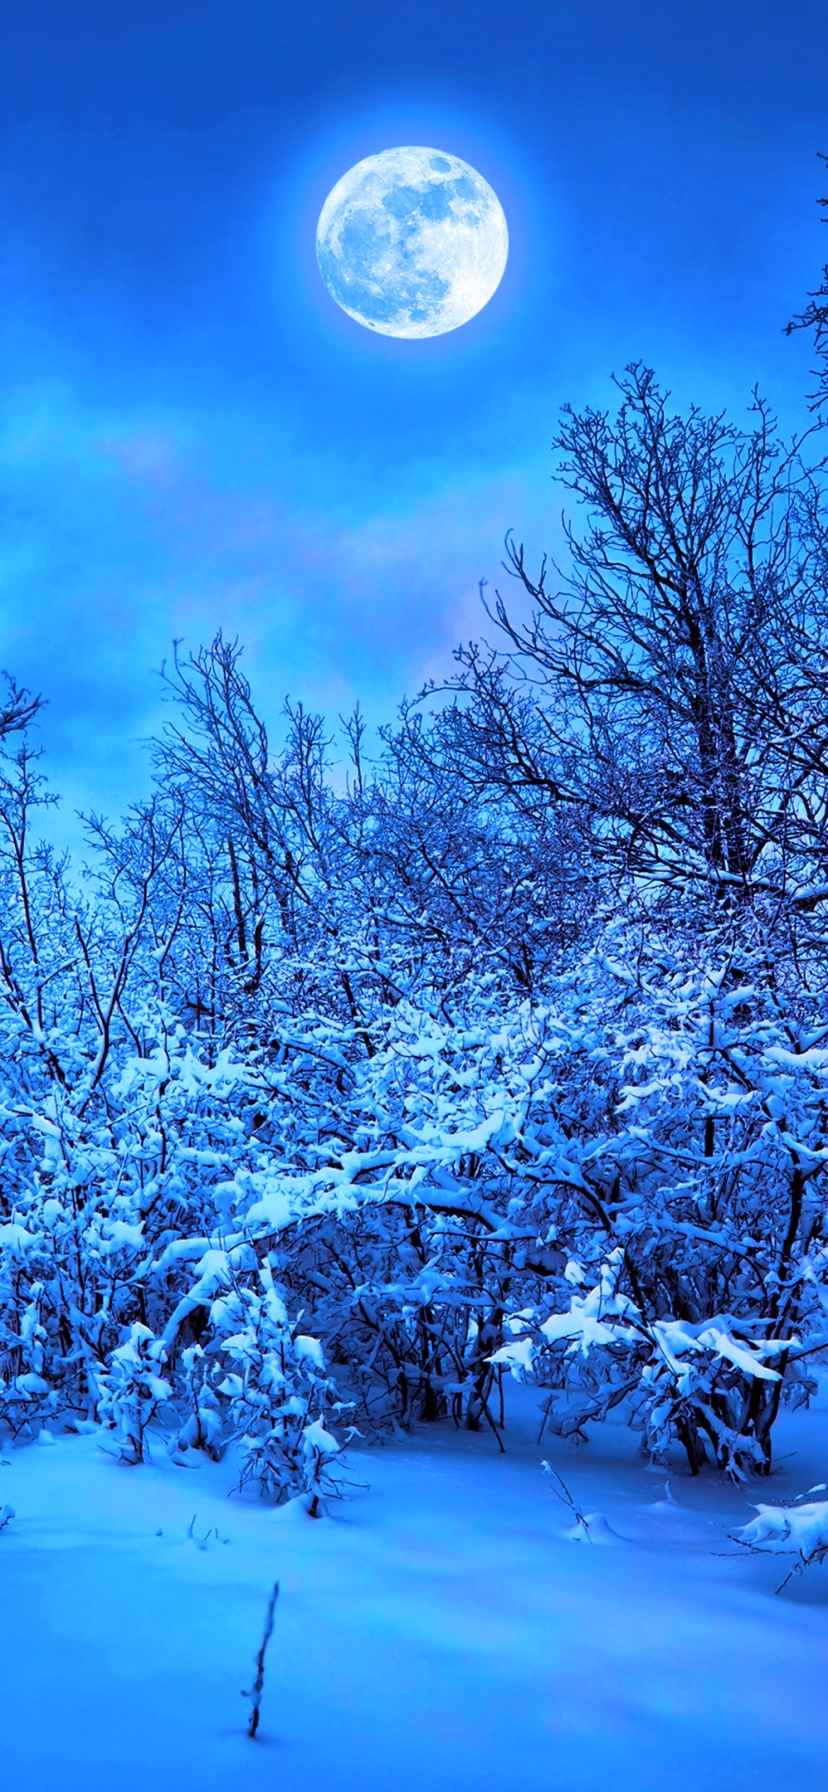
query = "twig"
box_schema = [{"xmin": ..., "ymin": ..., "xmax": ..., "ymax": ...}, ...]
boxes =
[
  {"xmin": 775, "ymin": 1557, "xmax": 807, "ymax": 1595},
  {"xmin": 541, "ymin": 1460, "xmax": 592, "ymax": 1536},
  {"xmin": 726, "ymin": 1529, "xmax": 828, "ymax": 1593},
  {"xmin": 775, "ymin": 1542, "xmax": 828, "ymax": 1595},
  {"xmin": 245, "ymin": 1581, "xmax": 280, "ymax": 1739}
]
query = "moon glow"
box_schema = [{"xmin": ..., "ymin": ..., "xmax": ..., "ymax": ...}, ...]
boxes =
[{"xmin": 316, "ymin": 147, "xmax": 509, "ymax": 339}]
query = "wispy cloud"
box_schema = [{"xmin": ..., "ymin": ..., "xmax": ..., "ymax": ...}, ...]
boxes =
[{"xmin": 0, "ymin": 384, "xmax": 557, "ymax": 849}]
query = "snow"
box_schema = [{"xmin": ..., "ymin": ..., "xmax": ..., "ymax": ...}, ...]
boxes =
[
  {"xmin": 3, "ymin": 1390, "xmax": 828, "ymax": 1792},
  {"xmin": 739, "ymin": 1498, "xmax": 828, "ymax": 1558}
]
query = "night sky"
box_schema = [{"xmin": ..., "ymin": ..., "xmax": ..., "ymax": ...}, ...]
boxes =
[{"xmin": 1, "ymin": 1, "xmax": 826, "ymax": 847}]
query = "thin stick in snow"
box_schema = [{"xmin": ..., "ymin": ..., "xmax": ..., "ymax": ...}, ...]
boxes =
[
  {"xmin": 245, "ymin": 1580, "xmax": 280, "ymax": 1739},
  {"xmin": 542, "ymin": 1461, "xmax": 592, "ymax": 1536}
]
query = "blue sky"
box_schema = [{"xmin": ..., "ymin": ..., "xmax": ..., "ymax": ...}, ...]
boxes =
[{"xmin": 1, "ymin": 0, "xmax": 827, "ymax": 844}]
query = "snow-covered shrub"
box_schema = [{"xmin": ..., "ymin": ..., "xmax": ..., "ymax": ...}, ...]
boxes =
[
  {"xmin": 96, "ymin": 1323, "xmax": 172, "ymax": 1464},
  {"xmin": 494, "ymin": 1249, "xmax": 798, "ymax": 1477},
  {"xmin": 2, "ymin": 824, "xmax": 827, "ymax": 1481},
  {"xmin": 0, "ymin": 1260, "xmax": 54, "ymax": 1438},
  {"xmin": 736, "ymin": 1491, "xmax": 828, "ymax": 1589},
  {"xmin": 300, "ymin": 1417, "xmax": 349, "ymax": 1517},
  {"xmin": 209, "ymin": 1258, "xmax": 346, "ymax": 1506},
  {"xmin": 246, "ymin": 932, "xmax": 828, "ymax": 1475},
  {"xmin": 172, "ymin": 1344, "xmax": 223, "ymax": 1458},
  {"xmin": 484, "ymin": 936, "xmax": 828, "ymax": 1475},
  {"xmin": 738, "ymin": 1494, "xmax": 828, "ymax": 1563}
]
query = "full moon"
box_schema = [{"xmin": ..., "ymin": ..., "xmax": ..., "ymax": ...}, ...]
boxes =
[{"xmin": 316, "ymin": 147, "xmax": 509, "ymax": 339}]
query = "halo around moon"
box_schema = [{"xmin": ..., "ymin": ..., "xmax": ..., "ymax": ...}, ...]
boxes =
[{"xmin": 316, "ymin": 147, "xmax": 509, "ymax": 339}]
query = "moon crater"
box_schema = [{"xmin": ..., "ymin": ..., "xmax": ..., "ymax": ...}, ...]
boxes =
[{"xmin": 316, "ymin": 147, "xmax": 509, "ymax": 338}]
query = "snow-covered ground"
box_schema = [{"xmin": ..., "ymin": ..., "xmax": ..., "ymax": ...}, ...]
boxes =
[{"xmin": 2, "ymin": 1389, "xmax": 828, "ymax": 1792}]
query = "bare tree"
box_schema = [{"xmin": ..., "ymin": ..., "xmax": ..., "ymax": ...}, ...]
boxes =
[
  {"xmin": 422, "ymin": 365, "xmax": 825, "ymax": 904},
  {"xmin": 786, "ymin": 152, "xmax": 828, "ymax": 412}
]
